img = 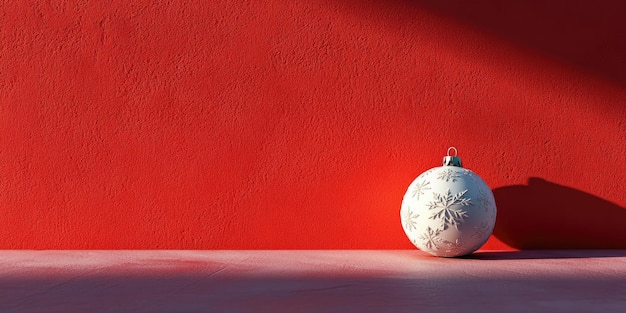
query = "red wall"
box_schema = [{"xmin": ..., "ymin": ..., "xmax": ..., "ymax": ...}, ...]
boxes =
[{"xmin": 1, "ymin": 1, "xmax": 625, "ymax": 249}]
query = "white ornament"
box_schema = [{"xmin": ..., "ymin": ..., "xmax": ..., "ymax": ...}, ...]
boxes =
[{"xmin": 400, "ymin": 147, "xmax": 497, "ymax": 257}]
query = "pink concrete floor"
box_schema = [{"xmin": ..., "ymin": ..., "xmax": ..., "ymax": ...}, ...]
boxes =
[{"xmin": 0, "ymin": 250, "xmax": 625, "ymax": 312}]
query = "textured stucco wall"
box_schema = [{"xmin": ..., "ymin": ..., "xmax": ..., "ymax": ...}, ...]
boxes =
[{"xmin": 1, "ymin": 0, "xmax": 625, "ymax": 249}]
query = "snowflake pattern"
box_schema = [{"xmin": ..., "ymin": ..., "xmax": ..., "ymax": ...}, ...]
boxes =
[
  {"xmin": 475, "ymin": 189, "xmax": 491, "ymax": 213},
  {"xmin": 402, "ymin": 207, "xmax": 419, "ymax": 232},
  {"xmin": 437, "ymin": 169, "xmax": 460, "ymax": 182},
  {"xmin": 461, "ymin": 169, "xmax": 479, "ymax": 183},
  {"xmin": 428, "ymin": 189, "xmax": 471, "ymax": 230},
  {"xmin": 419, "ymin": 168, "xmax": 437, "ymax": 179},
  {"xmin": 411, "ymin": 180, "xmax": 431, "ymax": 200},
  {"xmin": 419, "ymin": 226, "xmax": 442, "ymax": 250},
  {"xmin": 472, "ymin": 221, "xmax": 490, "ymax": 238},
  {"xmin": 441, "ymin": 238, "xmax": 465, "ymax": 255}
]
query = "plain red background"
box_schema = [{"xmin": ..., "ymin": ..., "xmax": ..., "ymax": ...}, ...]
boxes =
[{"xmin": 1, "ymin": 0, "xmax": 625, "ymax": 249}]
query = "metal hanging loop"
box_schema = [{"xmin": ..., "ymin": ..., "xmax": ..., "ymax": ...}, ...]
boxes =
[{"xmin": 443, "ymin": 146, "xmax": 463, "ymax": 167}]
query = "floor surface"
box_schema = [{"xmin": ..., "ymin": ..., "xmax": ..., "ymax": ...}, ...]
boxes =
[{"xmin": 0, "ymin": 250, "xmax": 625, "ymax": 312}]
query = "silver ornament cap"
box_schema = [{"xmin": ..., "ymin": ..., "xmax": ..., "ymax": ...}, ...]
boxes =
[{"xmin": 442, "ymin": 146, "xmax": 462, "ymax": 167}]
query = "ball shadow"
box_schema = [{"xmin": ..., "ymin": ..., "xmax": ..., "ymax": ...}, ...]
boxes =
[
  {"xmin": 465, "ymin": 250, "xmax": 626, "ymax": 260},
  {"xmin": 493, "ymin": 177, "xmax": 626, "ymax": 249}
]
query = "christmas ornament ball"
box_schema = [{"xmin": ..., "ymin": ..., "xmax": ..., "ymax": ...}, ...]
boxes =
[{"xmin": 400, "ymin": 147, "xmax": 497, "ymax": 257}]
